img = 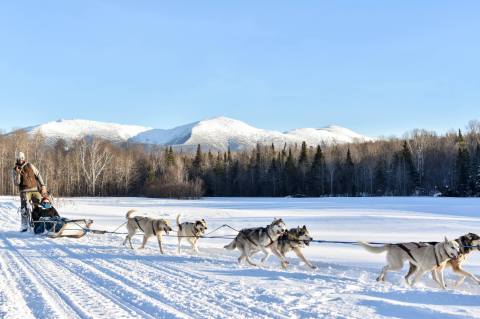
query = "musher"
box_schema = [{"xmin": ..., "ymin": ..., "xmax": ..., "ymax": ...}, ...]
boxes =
[{"xmin": 12, "ymin": 152, "xmax": 48, "ymax": 232}]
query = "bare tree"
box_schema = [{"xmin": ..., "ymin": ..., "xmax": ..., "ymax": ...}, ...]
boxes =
[{"xmin": 78, "ymin": 138, "xmax": 112, "ymax": 196}]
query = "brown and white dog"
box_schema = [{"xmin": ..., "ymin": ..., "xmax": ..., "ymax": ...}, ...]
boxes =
[
  {"xmin": 405, "ymin": 233, "xmax": 480, "ymax": 288},
  {"xmin": 122, "ymin": 209, "xmax": 172, "ymax": 254},
  {"xmin": 176, "ymin": 214, "xmax": 208, "ymax": 253}
]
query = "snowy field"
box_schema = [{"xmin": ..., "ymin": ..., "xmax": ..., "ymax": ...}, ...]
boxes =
[{"xmin": 1, "ymin": 196, "xmax": 480, "ymax": 319}]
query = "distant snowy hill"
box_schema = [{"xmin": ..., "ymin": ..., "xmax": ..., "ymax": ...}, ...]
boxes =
[
  {"xmin": 286, "ymin": 125, "xmax": 370, "ymax": 145},
  {"xmin": 13, "ymin": 117, "xmax": 372, "ymax": 150},
  {"xmin": 20, "ymin": 119, "xmax": 151, "ymax": 144},
  {"xmin": 131, "ymin": 117, "xmax": 372, "ymax": 151}
]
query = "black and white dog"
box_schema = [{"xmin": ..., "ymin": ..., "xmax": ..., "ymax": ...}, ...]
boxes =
[{"xmin": 176, "ymin": 214, "xmax": 208, "ymax": 254}]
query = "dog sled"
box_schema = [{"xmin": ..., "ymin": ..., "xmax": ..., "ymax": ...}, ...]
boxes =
[
  {"xmin": 33, "ymin": 217, "xmax": 94, "ymax": 238},
  {"xmin": 18, "ymin": 194, "xmax": 94, "ymax": 239}
]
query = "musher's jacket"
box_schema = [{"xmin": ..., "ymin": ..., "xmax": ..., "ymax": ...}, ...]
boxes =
[{"xmin": 12, "ymin": 162, "xmax": 46, "ymax": 193}]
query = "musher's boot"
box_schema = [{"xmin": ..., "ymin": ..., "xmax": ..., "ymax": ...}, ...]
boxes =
[{"xmin": 20, "ymin": 209, "xmax": 29, "ymax": 232}]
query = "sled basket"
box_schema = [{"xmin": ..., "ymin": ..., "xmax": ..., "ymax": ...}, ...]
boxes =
[{"xmin": 33, "ymin": 217, "xmax": 93, "ymax": 239}]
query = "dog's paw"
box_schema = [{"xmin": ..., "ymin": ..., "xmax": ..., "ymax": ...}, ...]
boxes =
[{"xmin": 310, "ymin": 265, "xmax": 317, "ymax": 270}]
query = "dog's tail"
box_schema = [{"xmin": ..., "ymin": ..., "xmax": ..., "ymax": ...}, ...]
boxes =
[
  {"xmin": 224, "ymin": 238, "xmax": 237, "ymax": 250},
  {"xmin": 126, "ymin": 209, "xmax": 136, "ymax": 219},
  {"xmin": 176, "ymin": 214, "xmax": 181, "ymax": 228},
  {"xmin": 357, "ymin": 241, "xmax": 389, "ymax": 254}
]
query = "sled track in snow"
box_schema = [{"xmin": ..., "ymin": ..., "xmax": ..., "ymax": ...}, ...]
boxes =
[
  {"xmin": 0, "ymin": 234, "xmax": 154, "ymax": 319},
  {"xmin": 3, "ymin": 197, "xmax": 480, "ymax": 318},
  {"xmin": 0, "ymin": 202, "xmax": 290, "ymax": 319},
  {"xmin": 43, "ymin": 238, "xmax": 290, "ymax": 319},
  {"xmin": 39, "ymin": 241, "xmax": 190, "ymax": 318}
]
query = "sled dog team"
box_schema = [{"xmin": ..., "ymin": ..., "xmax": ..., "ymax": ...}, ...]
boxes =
[{"xmin": 122, "ymin": 210, "xmax": 480, "ymax": 289}]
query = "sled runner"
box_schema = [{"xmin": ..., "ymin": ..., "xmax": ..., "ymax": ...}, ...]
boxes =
[{"xmin": 33, "ymin": 217, "xmax": 94, "ymax": 238}]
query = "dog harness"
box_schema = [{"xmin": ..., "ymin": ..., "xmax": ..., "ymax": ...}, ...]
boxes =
[
  {"xmin": 240, "ymin": 227, "xmax": 275, "ymax": 247},
  {"xmin": 265, "ymin": 231, "xmax": 275, "ymax": 247},
  {"xmin": 192, "ymin": 227, "xmax": 201, "ymax": 238},
  {"xmin": 134, "ymin": 217, "xmax": 158, "ymax": 236},
  {"xmin": 433, "ymin": 246, "xmax": 441, "ymax": 267},
  {"xmin": 433, "ymin": 243, "xmax": 458, "ymax": 267},
  {"xmin": 397, "ymin": 244, "xmax": 417, "ymax": 263},
  {"xmin": 459, "ymin": 237, "xmax": 468, "ymax": 254},
  {"xmin": 151, "ymin": 223, "xmax": 157, "ymax": 236},
  {"xmin": 134, "ymin": 217, "xmax": 144, "ymax": 232}
]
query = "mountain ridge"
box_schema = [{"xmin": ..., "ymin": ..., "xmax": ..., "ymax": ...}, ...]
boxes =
[{"xmin": 12, "ymin": 117, "xmax": 372, "ymax": 151}]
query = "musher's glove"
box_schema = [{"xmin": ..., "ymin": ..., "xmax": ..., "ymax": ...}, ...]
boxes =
[{"xmin": 41, "ymin": 185, "xmax": 48, "ymax": 197}]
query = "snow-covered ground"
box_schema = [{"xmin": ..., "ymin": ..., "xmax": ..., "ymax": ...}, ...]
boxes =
[{"xmin": 1, "ymin": 196, "xmax": 480, "ymax": 319}]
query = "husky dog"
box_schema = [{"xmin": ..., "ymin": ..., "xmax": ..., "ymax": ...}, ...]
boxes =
[
  {"xmin": 358, "ymin": 237, "xmax": 461, "ymax": 287},
  {"xmin": 270, "ymin": 226, "xmax": 316, "ymax": 270},
  {"xmin": 224, "ymin": 218, "xmax": 287, "ymax": 266},
  {"xmin": 405, "ymin": 233, "xmax": 480, "ymax": 288},
  {"xmin": 122, "ymin": 210, "xmax": 173, "ymax": 254},
  {"xmin": 176, "ymin": 215, "xmax": 208, "ymax": 253}
]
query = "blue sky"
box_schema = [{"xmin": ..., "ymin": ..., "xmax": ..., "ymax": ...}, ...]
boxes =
[{"xmin": 1, "ymin": 1, "xmax": 479, "ymax": 137}]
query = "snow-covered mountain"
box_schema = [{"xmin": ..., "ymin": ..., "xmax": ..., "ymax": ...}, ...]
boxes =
[
  {"xmin": 131, "ymin": 117, "xmax": 372, "ymax": 151},
  {"xmin": 20, "ymin": 119, "xmax": 151, "ymax": 144},
  {"xmin": 286, "ymin": 125, "xmax": 370, "ymax": 145},
  {"xmin": 14, "ymin": 117, "xmax": 372, "ymax": 150}
]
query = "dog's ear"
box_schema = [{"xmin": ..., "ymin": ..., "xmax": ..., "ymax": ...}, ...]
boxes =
[
  {"xmin": 444, "ymin": 236, "xmax": 449, "ymax": 243},
  {"xmin": 468, "ymin": 232, "xmax": 478, "ymax": 239},
  {"xmin": 302, "ymin": 225, "xmax": 306, "ymax": 230}
]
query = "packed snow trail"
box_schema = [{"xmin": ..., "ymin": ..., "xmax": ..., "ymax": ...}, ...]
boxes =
[{"xmin": 1, "ymin": 197, "xmax": 480, "ymax": 318}]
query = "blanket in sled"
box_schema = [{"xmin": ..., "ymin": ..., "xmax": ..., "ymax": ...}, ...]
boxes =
[{"xmin": 33, "ymin": 217, "xmax": 93, "ymax": 238}]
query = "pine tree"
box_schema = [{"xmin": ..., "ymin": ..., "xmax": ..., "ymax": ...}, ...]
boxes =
[
  {"xmin": 191, "ymin": 144, "xmax": 203, "ymax": 179},
  {"xmin": 268, "ymin": 157, "xmax": 280, "ymax": 196},
  {"xmin": 471, "ymin": 145, "xmax": 480, "ymax": 196},
  {"xmin": 213, "ymin": 152, "xmax": 226, "ymax": 195},
  {"xmin": 309, "ymin": 145, "xmax": 326, "ymax": 196},
  {"xmin": 475, "ymin": 163, "xmax": 480, "ymax": 197},
  {"xmin": 165, "ymin": 146, "xmax": 175, "ymax": 167},
  {"xmin": 393, "ymin": 141, "xmax": 419, "ymax": 195},
  {"xmin": 283, "ymin": 148, "xmax": 297, "ymax": 195},
  {"xmin": 341, "ymin": 148, "xmax": 355, "ymax": 196},
  {"xmin": 299, "ymin": 141, "xmax": 308, "ymax": 165},
  {"xmin": 455, "ymin": 130, "xmax": 471, "ymax": 196},
  {"xmin": 252, "ymin": 147, "xmax": 262, "ymax": 195},
  {"xmin": 373, "ymin": 158, "xmax": 387, "ymax": 195},
  {"xmin": 297, "ymin": 141, "xmax": 309, "ymax": 194}
]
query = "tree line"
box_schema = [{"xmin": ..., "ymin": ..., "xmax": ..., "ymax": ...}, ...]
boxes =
[{"xmin": 1, "ymin": 121, "xmax": 480, "ymax": 198}]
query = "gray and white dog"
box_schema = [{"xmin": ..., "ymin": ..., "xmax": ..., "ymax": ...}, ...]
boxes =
[
  {"xmin": 224, "ymin": 218, "xmax": 287, "ymax": 266},
  {"xmin": 269, "ymin": 226, "xmax": 316, "ymax": 269},
  {"xmin": 405, "ymin": 233, "xmax": 480, "ymax": 288},
  {"xmin": 176, "ymin": 214, "xmax": 208, "ymax": 253},
  {"xmin": 122, "ymin": 209, "xmax": 173, "ymax": 254},
  {"xmin": 358, "ymin": 237, "xmax": 461, "ymax": 287}
]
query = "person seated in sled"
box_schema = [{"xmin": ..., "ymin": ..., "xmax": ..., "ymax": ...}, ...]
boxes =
[
  {"xmin": 32, "ymin": 196, "xmax": 60, "ymax": 234},
  {"xmin": 32, "ymin": 197, "xmax": 60, "ymax": 234},
  {"xmin": 12, "ymin": 151, "xmax": 48, "ymax": 232},
  {"xmin": 32, "ymin": 197, "xmax": 59, "ymax": 222},
  {"xmin": 32, "ymin": 197, "xmax": 93, "ymax": 237}
]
